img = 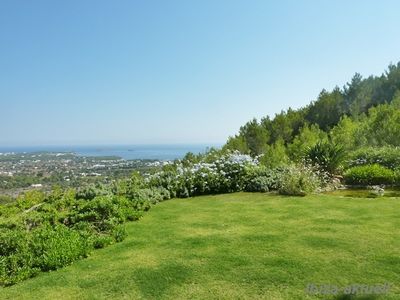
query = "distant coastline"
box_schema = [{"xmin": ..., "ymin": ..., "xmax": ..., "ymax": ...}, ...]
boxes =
[{"xmin": 0, "ymin": 144, "xmax": 220, "ymax": 160}]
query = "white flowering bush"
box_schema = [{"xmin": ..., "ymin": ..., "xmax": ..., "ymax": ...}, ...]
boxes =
[
  {"xmin": 147, "ymin": 151, "xmax": 327, "ymax": 198},
  {"xmin": 277, "ymin": 164, "xmax": 322, "ymax": 196},
  {"xmin": 147, "ymin": 151, "xmax": 273, "ymax": 197}
]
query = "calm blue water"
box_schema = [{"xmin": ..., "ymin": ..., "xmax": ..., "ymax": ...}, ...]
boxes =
[{"xmin": 0, "ymin": 144, "xmax": 220, "ymax": 160}]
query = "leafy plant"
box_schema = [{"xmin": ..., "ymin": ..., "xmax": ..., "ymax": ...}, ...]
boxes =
[
  {"xmin": 0, "ymin": 229, "xmax": 37, "ymax": 286},
  {"xmin": 347, "ymin": 146, "xmax": 400, "ymax": 170},
  {"xmin": 244, "ymin": 176, "xmax": 270, "ymax": 192},
  {"xmin": 306, "ymin": 141, "xmax": 346, "ymax": 174},
  {"xmin": 278, "ymin": 165, "xmax": 321, "ymax": 196},
  {"xmin": 31, "ymin": 225, "xmax": 90, "ymax": 271},
  {"xmin": 344, "ymin": 164, "xmax": 396, "ymax": 185}
]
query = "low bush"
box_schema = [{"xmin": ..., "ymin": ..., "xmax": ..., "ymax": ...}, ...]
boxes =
[
  {"xmin": 76, "ymin": 183, "xmax": 112, "ymax": 200},
  {"xmin": 278, "ymin": 165, "xmax": 321, "ymax": 196},
  {"xmin": 344, "ymin": 164, "xmax": 396, "ymax": 185},
  {"xmin": 111, "ymin": 224, "xmax": 127, "ymax": 242},
  {"xmin": 0, "ymin": 229, "xmax": 37, "ymax": 286},
  {"xmin": 129, "ymin": 188, "xmax": 168, "ymax": 205},
  {"xmin": 148, "ymin": 151, "xmax": 265, "ymax": 197},
  {"xmin": 244, "ymin": 176, "xmax": 270, "ymax": 192},
  {"xmin": 92, "ymin": 234, "xmax": 114, "ymax": 249},
  {"xmin": 0, "ymin": 224, "xmax": 91, "ymax": 285},
  {"xmin": 16, "ymin": 190, "xmax": 45, "ymax": 210},
  {"xmin": 0, "ymin": 183, "xmax": 163, "ymax": 286},
  {"xmin": 31, "ymin": 225, "xmax": 90, "ymax": 271},
  {"xmin": 347, "ymin": 147, "xmax": 400, "ymax": 170},
  {"xmin": 243, "ymin": 166, "xmax": 279, "ymax": 192}
]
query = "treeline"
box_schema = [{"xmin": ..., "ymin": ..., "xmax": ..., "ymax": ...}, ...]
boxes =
[{"xmin": 223, "ymin": 62, "xmax": 400, "ymax": 166}]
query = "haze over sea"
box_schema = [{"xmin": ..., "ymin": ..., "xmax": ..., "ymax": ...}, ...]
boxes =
[{"xmin": 0, "ymin": 144, "xmax": 219, "ymax": 160}]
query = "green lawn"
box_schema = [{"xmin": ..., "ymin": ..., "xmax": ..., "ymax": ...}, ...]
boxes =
[{"xmin": 1, "ymin": 192, "xmax": 399, "ymax": 300}]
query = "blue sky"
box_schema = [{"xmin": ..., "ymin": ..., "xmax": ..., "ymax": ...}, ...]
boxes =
[{"xmin": 1, "ymin": 0, "xmax": 400, "ymax": 146}]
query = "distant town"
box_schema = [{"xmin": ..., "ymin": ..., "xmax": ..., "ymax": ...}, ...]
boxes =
[{"xmin": 0, "ymin": 151, "xmax": 167, "ymax": 197}]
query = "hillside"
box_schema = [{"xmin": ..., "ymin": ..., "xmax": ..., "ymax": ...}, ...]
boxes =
[{"xmin": 224, "ymin": 63, "xmax": 400, "ymax": 160}]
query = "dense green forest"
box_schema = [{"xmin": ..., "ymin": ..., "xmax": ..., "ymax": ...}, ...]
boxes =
[{"xmin": 223, "ymin": 62, "xmax": 400, "ymax": 165}]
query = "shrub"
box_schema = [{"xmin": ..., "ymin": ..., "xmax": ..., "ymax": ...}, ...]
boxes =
[
  {"xmin": 31, "ymin": 225, "xmax": 90, "ymax": 271},
  {"xmin": 130, "ymin": 188, "xmax": 166, "ymax": 204},
  {"xmin": 0, "ymin": 180, "xmax": 158, "ymax": 285},
  {"xmin": 111, "ymin": 224, "xmax": 127, "ymax": 242},
  {"xmin": 76, "ymin": 183, "xmax": 112, "ymax": 200},
  {"xmin": 306, "ymin": 141, "xmax": 345, "ymax": 174},
  {"xmin": 16, "ymin": 190, "xmax": 45, "ymax": 210},
  {"xmin": 344, "ymin": 164, "xmax": 396, "ymax": 185},
  {"xmin": 92, "ymin": 234, "xmax": 114, "ymax": 249},
  {"xmin": 148, "ymin": 151, "xmax": 260, "ymax": 197},
  {"xmin": 0, "ymin": 229, "xmax": 37, "ymax": 286},
  {"xmin": 347, "ymin": 147, "xmax": 400, "ymax": 170},
  {"xmin": 278, "ymin": 165, "xmax": 321, "ymax": 196},
  {"xmin": 259, "ymin": 139, "xmax": 290, "ymax": 168},
  {"xmin": 244, "ymin": 176, "xmax": 270, "ymax": 192},
  {"xmin": 68, "ymin": 195, "xmax": 146, "ymax": 232},
  {"xmin": 243, "ymin": 165, "xmax": 279, "ymax": 192}
]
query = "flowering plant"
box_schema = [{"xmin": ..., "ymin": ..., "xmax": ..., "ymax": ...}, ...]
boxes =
[{"xmin": 147, "ymin": 151, "xmax": 264, "ymax": 197}]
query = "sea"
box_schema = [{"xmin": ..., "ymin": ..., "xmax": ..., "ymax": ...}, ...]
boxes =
[{"xmin": 0, "ymin": 144, "xmax": 220, "ymax": 161}]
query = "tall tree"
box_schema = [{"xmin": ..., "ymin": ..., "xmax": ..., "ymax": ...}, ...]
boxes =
[
  {"xmin": 305, "ymin": 87, "xmax": 345, "ymax": 131},
  {"xmin": 239, "ymin": 118, "xmax": 269, "ymax": 156}
]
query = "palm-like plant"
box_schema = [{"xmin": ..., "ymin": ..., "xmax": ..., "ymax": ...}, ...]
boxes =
[{"xmin": 306, "ymin": 141, "xmax": 346, "ymax": 175}]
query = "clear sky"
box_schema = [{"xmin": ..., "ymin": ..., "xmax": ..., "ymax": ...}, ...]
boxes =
[{"xmin": 1, "ymin": 0, "xmax": 400, "ymax": 146}]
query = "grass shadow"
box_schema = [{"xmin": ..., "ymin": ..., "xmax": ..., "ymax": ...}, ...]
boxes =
[{"xmin": 133, "ymin": 262, "xmax": 192, "ymax": 299}]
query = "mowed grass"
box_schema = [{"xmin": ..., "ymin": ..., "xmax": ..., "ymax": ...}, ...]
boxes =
[{"xmin": 1, "ymin": 192, "xmax": 400, "ymax": 300}]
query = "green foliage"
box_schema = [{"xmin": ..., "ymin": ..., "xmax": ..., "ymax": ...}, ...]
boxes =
[
  {"xmin": 0, "ymin": 175, "xmax": 38, "ymax": 189},
  {"xmin": 0, "ymin": 224, "xmax": 90, "ymax": 286},
  {"xmin": 330, "ymin": 116, "xmax": 363, "ymax": 150},
  {"xmin": 305, "ymin": 88, "xmax": 345, "ymax": 131},
  {"xmin": 3, "ymin": 193, "xmax": 400, "ymax": 299},
  {"xmin": 130, "ymin": 171, "xmax": 146, "ymax": 190},
  {"xmin": 111, "ymin": 224, "xmax": 127, "ymax": 242},
  {"xmin": 344, "ymin": 164, "xmax": 396, "ymax": 185},
  {"xmin": 0, "ymin": 175, "xmax": 168, "ymax": 285},
  {"xmin": 244, "ymin": 176, "xmax": 270, "ymax": 193},
  {"xmin": 68, "ymin": 195, "xmax": 147, "ymax": 233},
  {"xmin": 287, "ymin": 124, "xmax": 328, "ymax": 161},
  {"xmin": 92, "ymin": 234, "xmax": 114, "ymax": 249},
  {"xmin": 305, "ymin": 141, "xmax": 345, "ymax": 174},
  {"xmin": 239, "ymin": 118, "xmax": 269, "ymax": 156},
  {"xmin": 181, "ymin": 152, "xmax": 201, "ymax": 166},
  {"xmin": 223, "ymin": 63, "xmax": 400, "ymax": 167},
  {"xmin": 16, "ymin": 190, "xmax": 45, "ymax": 210},
  {"xmin": 76, "ymin": 183, "xmax": 111, "ymax": 200},
  {"xmin": 223, "ymin": 135, "xmax": 249, "ymax": 154},
  {"xmin": 259, "ymin": 138, "xmax": 289, "ymax": 168},
  {"xmin": 262, "ymin": 108, "xmax": 306, "ymax": 144},
  {"xmin": 277, "ymin": 165, "xmax": 321, "ymax": 196},
  {"xmin": 361, "ymin": 102, "xmax": 400, "ymax": 147},
  {"xmin": 0, "ymin": 229, "xmax": 37, "ymax": 286},
  {"xmin": 347, "ymin": 147, "xmax": 400, "ymax": 170},
  {"xmin": 30, "ymin": 225, "xmax": 90, "ymax": 271},
  {"xmin": 243, "ymin": 166, "xmax": 278, "ymax": 192}
]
